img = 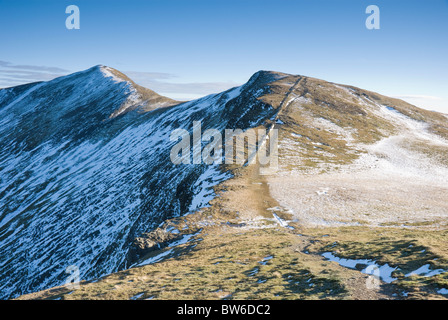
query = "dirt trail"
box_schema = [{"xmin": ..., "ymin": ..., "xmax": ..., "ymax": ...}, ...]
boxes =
[
  {"xmin": 213, "ymin": 163, "xmax": 392, "ymax": 299},
  {"xmin": 16, "ymin": 79, "xmax": 404, "ymax": 301}
]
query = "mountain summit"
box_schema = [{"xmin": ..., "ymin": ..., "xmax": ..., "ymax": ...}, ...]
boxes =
[
  {"xmin": 1, "ymin": 67, "xmax": 448, "ymax": 300},
  {"xmin": 0, "ymin": 66, "xmax": 278, "ymax": 298}
]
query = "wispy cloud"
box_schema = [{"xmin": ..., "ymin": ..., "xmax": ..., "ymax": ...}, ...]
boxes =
[
  {"xmin": 124, "ymin": 70, "xmax": 241, "ymax": 97},
  {"xmin": 0, "ymin": 61, "xmax": 70, "ymax": 88},
  {"xmin": 393, "ymin": 94, "xmax": 448, "ymax": 114},
  {"xmin": 124, "ymin": 71, "xmax": 176, "ymax": 81},
  {"xmin": 0, "ymin": 61, "xmax": 69, "ymax": 73},
  {"xmin": 393, "ymin": 94, "xmax": 443, "ymax": 101},
  {"xmin": 0, "ymin": 64, "xmax": 240, "ymax": 99}
]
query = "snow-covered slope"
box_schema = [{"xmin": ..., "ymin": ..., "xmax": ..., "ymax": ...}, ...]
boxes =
[
  {"xmin": 0, "ymin": 67, "xmax": 278, "ymax": 299},
  {"xmin": 2, "ymin": 67, "xmax": 448, "ymax": 300},
  {"xmin": 265, "ymin": 75, "xmax": 448, "ymax": 228}
]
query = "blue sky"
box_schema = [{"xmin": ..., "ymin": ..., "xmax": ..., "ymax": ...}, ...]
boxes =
[{"xmin": 1, "ymin": 0, "xmax": 447, "ymax": 112}]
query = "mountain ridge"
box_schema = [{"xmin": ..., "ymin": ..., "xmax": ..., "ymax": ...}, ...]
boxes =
[
  {"xmin": 1, "ymin": 66, "xmax": 448, "ymax": 300},
  {"xmin": 0, "ymin": 65, "xmax": 283, "ymax": 299}
]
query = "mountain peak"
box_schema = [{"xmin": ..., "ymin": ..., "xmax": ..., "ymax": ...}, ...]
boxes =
[
  {"xmin": 2, "ymin": 64, "xmax": 448, "ymax": 300},
  {"xmin": 246, "ymin": 70, "xmax": 290, "ymax": 87},
  {"xmin": 56, "ymin": 65, "xmax": 181, "ymax": 116},
  {"xmin": 97, "ymin": 65, "xmax": 181, "ymax": 115}
]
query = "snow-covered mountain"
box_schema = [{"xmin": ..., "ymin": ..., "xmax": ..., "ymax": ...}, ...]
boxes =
[
  {"xmin": 0, "ymin": 66, "xmax": 278, "ymax": 299},
  {"xmin": 2, "ymin": 66, "xmax": 448, "ymax": 300}
]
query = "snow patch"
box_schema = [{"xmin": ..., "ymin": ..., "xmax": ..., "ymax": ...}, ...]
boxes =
[
  {"xmin": 405, "ymin": 264, "xmax": 447, "ymax": 278},
  {"xmin": 322, "ymin": 252, "xmax": 398, "ymax": 283},
  {"xmin": 437, "ymin": 288, "xmax": 448, "ymax": 295},
  {"xmin": 137, "ymin": 248, "xmax": 174, "ymax": 266},
  {"xmin": 188, "ymin": 166, "xmax": 232, "ymax": 212}
]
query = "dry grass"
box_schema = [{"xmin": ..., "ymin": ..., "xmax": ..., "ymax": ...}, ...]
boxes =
[{"xmin": 16, "ymin": 72, "xmax": 448, "ymax": 301}]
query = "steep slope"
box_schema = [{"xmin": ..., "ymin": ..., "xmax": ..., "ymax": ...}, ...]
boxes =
[
  {"xmin": 0, "ymin": 67, "xmax": 283, "ymax": 299},
  {"xmin": 5, "ymin": 68, "xmax": 448, "ymax": 300}
]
